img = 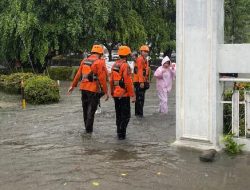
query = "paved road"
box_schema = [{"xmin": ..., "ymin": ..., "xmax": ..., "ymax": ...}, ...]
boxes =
[{"xmin": 0, "ymin": 81, "xmax": 250, "ymax": 190}]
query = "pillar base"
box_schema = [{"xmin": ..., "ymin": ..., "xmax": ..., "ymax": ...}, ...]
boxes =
[{"xmin": 172, "ymin": 139, "xmax": 221, "ymax": 151}]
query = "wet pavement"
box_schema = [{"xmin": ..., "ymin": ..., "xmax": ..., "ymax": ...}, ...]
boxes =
[{"xmin": 1, "ymin": 81, "xmax": 250, "ymax": 190}]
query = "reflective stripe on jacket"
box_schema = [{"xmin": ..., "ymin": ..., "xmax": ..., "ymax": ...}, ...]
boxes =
[
  {"xmin": 71, "ymin": 54, "xmax": 108, "ymax": 94},
  {"xmin": 133, "ymin": 55, "xmax": 149, "ymax": 83},
  {"xmin": 110, "ymin": 59, "xmax": 134, "ymax": 97}
]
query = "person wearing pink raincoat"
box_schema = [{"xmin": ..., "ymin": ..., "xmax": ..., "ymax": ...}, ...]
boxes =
[{"xmin": 154, "ymin": 56, "xmax": 176, "ymax": 114}]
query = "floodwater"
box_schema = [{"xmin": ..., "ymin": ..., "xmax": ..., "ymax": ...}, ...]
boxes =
[{"xmin": 0, "ymin": 81, "xmax": 250, "ymax": 190}]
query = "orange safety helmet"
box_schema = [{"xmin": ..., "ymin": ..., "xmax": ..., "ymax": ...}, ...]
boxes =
[
  {"xmin": 118, "ymin": 46, "xmax": 131, "ymax": 56},
  {"xmin": 139, "ymin": 45, "xmax": 149, "ymax": 52},
  {"xmin": 91, "ymin": 45, "xmax": 104, "ymax": 54}
]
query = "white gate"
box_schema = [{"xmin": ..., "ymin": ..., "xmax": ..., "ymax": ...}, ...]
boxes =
[{"xmin": 220, "ymin": 78, "xmax": 250, "ymax": 139}]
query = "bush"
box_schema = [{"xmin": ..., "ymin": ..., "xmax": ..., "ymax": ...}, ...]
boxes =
[
  {"xmin": 1, "ymin": 72, "xmax": 34, "ymax": 94},
  {"xmin": 48, "ymin": 66, "xmax": 76, "ymax": 81},
  {"xmin": 223, "ymin": 133, "xmax": 245, "ymax": 154},
  {"xmin": 24, "ymin": 76, "xmax": 60, "ymax": 104},
  {"xmin": 0, "ymin": 75, "xmax": 7, "ymax": 89},
  {"xmin": 13, "ymin": 68, "xmax": 34, "ymax": 73},
  {"xmin": 223, "ymin": 90, "xmax": 233, "ymax": 134}
]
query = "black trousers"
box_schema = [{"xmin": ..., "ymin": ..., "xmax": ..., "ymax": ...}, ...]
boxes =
[
  {"xmin": 134, "ymin": 82, "xmax": 146, "ymax": 116},
  {"xmin": 81, "ymin": 90, "xmax": 99, "ymax": 133},
  {"xmin": 114, "ymin": 97, "xmax": 131, "ymax": 138}
]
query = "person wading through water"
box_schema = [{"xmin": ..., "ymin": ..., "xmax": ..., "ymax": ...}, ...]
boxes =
[
  {"xmin": 133, "ymin": 45, "xmax": 150, "ymax": 118},
  {"xmin": 68, "ymin": 44, "xmax": 109, "ymax": 134},
  {"xmin": 110, "ymin": 45, "xmax": 136, "ymax": 140}
]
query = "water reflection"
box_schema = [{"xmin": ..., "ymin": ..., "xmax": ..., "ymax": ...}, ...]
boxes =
[{"xmin": 110, "ymin": 149, "xmax": 138, "ymax": 160}]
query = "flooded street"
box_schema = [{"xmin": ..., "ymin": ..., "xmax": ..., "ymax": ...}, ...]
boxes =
[{"xmin": 1, "ymin": 81, "xmax": 250, "ymax": 190}]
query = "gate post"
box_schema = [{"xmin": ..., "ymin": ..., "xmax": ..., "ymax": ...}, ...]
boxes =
[
  {"xmin": 245, "ymin": 92, "xmax": 250, "ymax": 138},
  {"xmin": 174, "ymin": 0, "xmax": 224, "ymax": 149}
]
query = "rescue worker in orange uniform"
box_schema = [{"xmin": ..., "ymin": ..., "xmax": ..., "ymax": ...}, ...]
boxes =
[
  {"xmin": 110, "ymin": 46, "xmax": 136, "ymax": 140},
  {"xmin": 68, "ymin": 45, "xmax": 109, "ymax": 133},
  {"xmin": 133, "ymin": 45, "xmax": 150, "ymax": 117}
]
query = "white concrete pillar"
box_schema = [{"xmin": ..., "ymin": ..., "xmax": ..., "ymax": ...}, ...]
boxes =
[{"xmin": 174, "ymin": 0, "xmax": 224, "ymax": 150}]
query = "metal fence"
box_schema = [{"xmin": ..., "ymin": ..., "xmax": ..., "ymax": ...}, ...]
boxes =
[{"xmin": 220, "ymin": 78, "xmax": 250, "ymax": 138}]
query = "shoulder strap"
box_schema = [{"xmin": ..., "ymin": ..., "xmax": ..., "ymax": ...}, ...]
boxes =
[
  {"xmin": 83, "ymin": 58, "xmax": 98, "ymax": 66},
  {"xmin": 113, "ymin": 59, "xmax": 125, "ymax": 71}
]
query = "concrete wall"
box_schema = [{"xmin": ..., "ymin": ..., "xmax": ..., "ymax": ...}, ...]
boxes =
[{"xmin": 218, "ymin": 44, "xmax": 250, "ymax": 73}]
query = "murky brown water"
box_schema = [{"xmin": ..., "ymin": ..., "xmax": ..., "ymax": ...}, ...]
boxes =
[{"xmin": 1, "ymin": 81, "xmax": 250, "ymax": 190}]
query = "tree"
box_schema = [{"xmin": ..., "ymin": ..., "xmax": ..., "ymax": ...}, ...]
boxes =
[
  {"xmin": 3, "ymin": 0, "xmax": 249, "ymax": 69},
  {"xmin": 81, "ymin": 0, "xmax": 147, "ymax": 60},
  {"xmin": 0, "ymin": 0, "xmax": 176, "ymax": 65},
  {"xmin": 0, "ymin": 0, "xmax": 84, "ymax": 72},
  {"xmin": 132, "ymin": 0, "xmax": 176, "ymax": 58},
  {"xmin": 224, "ymin": 0, "xmax": 250, "ymax": 43}
]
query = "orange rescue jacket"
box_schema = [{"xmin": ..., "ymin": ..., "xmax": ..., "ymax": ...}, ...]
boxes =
[
  {"xmin": 110, "ymin": 59, "xmax": 134, "ymax": 98},
  {"xmin": 71, "ymin": 54, "xmax": 108, "ymax": 94},
  {"xmin": 133, "ymin": 55, "xmax": 149, "ymax": 83}
]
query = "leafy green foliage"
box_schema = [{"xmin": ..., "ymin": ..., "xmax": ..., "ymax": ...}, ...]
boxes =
[
  {"xmin": 0, "ymin": 0, "xmax": 176, "ymax": 64},
  {"xmin": 223, "ymin": 89, "xmax": 233, "ymax": 134},
  {"xmin": 0, "ymin": 72, "xmax": 34, "ymax": 94},
  {"xmin": 223, "ymin": 133, "xmax": 245, "ymax": 154},
  {"xmin": 48, "ymin": 66, "xmax": 75, "ymax": 81},
  {"xmin": 24, "ymin": 76, "xmax": 60, "ymax": 104},
  {"xmin": 0, "ymin": 0, "xmax": 249, "ymax": 67},
  {"xmin": 133, "ymin": 0, "xmax": 176, "ymax": 56},
  {"xmin": 225, "ymin": 0, "xmax": 250, "ymax": 43},
  {"xmin": 0, "ymin": 0, "xmax": 84, "ymax": 67},
  {"xmin": 0, "ymin": 75, "xmax": 7, "ymax": 89}
]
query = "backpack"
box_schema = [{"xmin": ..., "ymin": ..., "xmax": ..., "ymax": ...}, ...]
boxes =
[
  {"xmin": 111, "ymin": 60, "xmax": 125, "ymax": 89},
  {"xmin": 81, "ymin": 59, "xmax": 98, "ymax": 82}
]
